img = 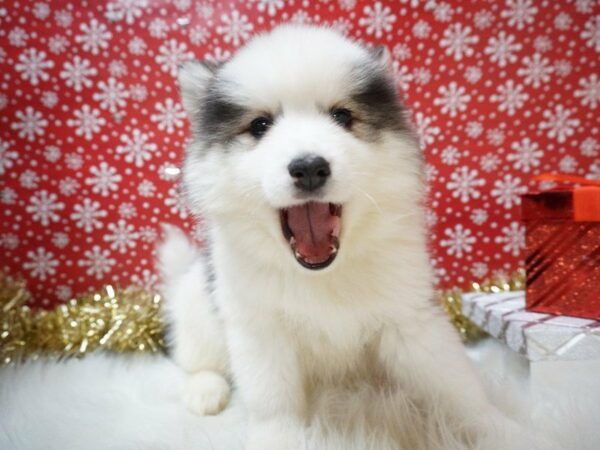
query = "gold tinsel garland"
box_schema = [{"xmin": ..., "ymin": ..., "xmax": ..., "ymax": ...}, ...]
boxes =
[
  {"xmin": 0, "ymin": 269, "xmax": 526, "ymax": 365},
  {"xmin": 0, "ymin": 272, "xmax": 164, "ymax": 365}
]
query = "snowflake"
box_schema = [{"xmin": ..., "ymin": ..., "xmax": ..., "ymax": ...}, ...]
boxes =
[
  {"xmin": 554, "ymin": 60, "xmax": 571, "ymax": 77},
  {"xmin": 71, "ymin": 198, "xmax": 107, "ymax": 232},
  {"xmin": 494, "ymin": 222, "xmax": 525, "ymax": 257},
  {"xmin": 190, "ymin": 26, "xmax": 209, "ymax": 45},
  {"xmin": 59, "ymin": 177, "xmax": 80, "ymax": 196},
  {"xmin": 574, "ymin": 74, "xmax": 600, "ymax": 109},
  {"xmin": 471, "ymin": 262, "xmax": 489, "ymax": 279},
  {"xmin": 65, "ymin": 153, "xmax": 83, "ymax": 170},
  {"xmin": 1, "ymin": 187, "xmax": 17, "ymax": 204},
  {"xmin": 539, "ymin": 105, "xmax": 581, "ymax": 143},
  {"xmin": 55, "ymin": 9, "xmax": 73, "ymax": 28},
  {"xmin": 446, "ymin": 167, "xmax": 485, "ymax": 203},
  {"xmin": 128, "ymin": 37, "xmax": 147, "ymax": 55},
  {"xmin": 217, "ymin": 10, "xmax": 253, "ymax": 47},
  {"xmin": 413, "ymin": 112, "xmax": 440, "ymax": 147},
  {"xmin": 440, "ymin": 224, "xmax": 476, "ymax": 258},
  {"xmin": 32, "ymin": 2, "xmax": 50, "ymax": 19},
  {"xmin": 138, "ymin": 180, "xmax": 156, "ymax": 197},
  {"xmin": 393, "ymin": 63, "xmax": 412, "ymax": 92},
  {"xmin": 589, "ymin": 160, "xmax": 600, "ymax": 179},
  {"xmin": 11, "ymin": 107, "xmax": 48, "ymax": 141},
  {"xmin": 464, "ymin": 66, "xmax": 482, "ymax": 84},
  {"xmin": 165, "ymin": 186, "xmax": 189, "ymax": 219},
  {"xmin": 117, "ymin": 129, "xmax": 157, "ymax": 167},
  {"xmin": 441, "ymin": 146, "xmax": 460, "ymax": 165},
  {"xmin": 533, "ymin": 36, "xmax": 552, "ymax": 53},
  {"xmin": 56, "ymin": 285, "xmax": 73, "ymax": 301},
  {"xmin": 466, "ymin": 121, "xmax": 483, "ymax": 138},
  {"xmin": 41, "ymin": 91, "xmax": 58, "ymax": 108},
  {"xmin": 138, "ymin": 226, "xmax": 158, "ymax": 242},
  {"xmin": 581, "ymin": 137, "xmax": 599, "ymax": 157},
  {"xmin": 8, "ymin": 27, "xmax": 28, "ymax": 46},
  {"xmin": 118, "ymin": 202, "xmax": 137, "ymax": 219},
  {"xmin": 93, "ymin": 77, "xmax": 128, "ymax": 112},
  {"xmin": 576, "ymin": 0, "xmax": 594, "ymax": 14},
  {"xmin": 517, "ymin": 53, "xmax": 552, "ymax": 88},
  {"xmin": 581, "ymin": 15, "xmax": 600, "ymax": 52},
  {"xmin": 23, "ymin": 247, "xmax": 58, "ymax": 281},
  {"xmin": 0, "ymin": 140, "xmax": 18, "ymax": 175},
  {"xmin": 150, "ymin": 98, "xmax": 186, "ymax": 133},
  {"xmin": 474, "ymin": 10, "xmax": 493, "ymax": 29},
  {"xmin": 490, "ymin": 80, "xmax": 527, "ymax": 116},
  {"xmin": 60, "ymin": 56, "xmax": 97, "ymax": 92},
  {"xmin": 440, "ymin": 23, "xmax": 478, "ymax": 61},
  {"xmin": 432, "ymin": 2, "xmax": 453, "ymax": 22},
  {"xmin": 359, "ymin": 2, "xmax": 396, "ymax": 39},
  {"xmin": 78, "ymin": 246, "xmax": 115, "ymax": 279},
  {"xmin": 204, "ymin": 47, "xmax": 231, "ymax": 65},
  {"xmin": 15, "ymin": 48, "xmax": 54, "ymax": 85},
  {"xmin": 48, "ymin": 35, "xmax": 69, "ymax": 54},
  {"xmin": 559, "ymin": 155, "xmax": 577, "ymax": 173},
  {"xmin": 130, "ymin": 269, "xmax": 158, "ymax": 290},
  {"xmin": 470, "ymin": 208, "xmax": 488, "ymax": 225},
  {"xmin": 104, "ymin": 220, "xmax": 138, "ymax": 253},
  {"xmin": 67, "ymin": 105, "xmax": 106, "ymax": 140},
  {"xmin": 507, "ymin": 138, "xmax": 542, "ymax": 173},
  {"xmin": 109, "ymin": 60, "xmax": 127, "ymax": 78},
  {"xmin": 480, "ymin": 153, "xmax": 501, "ymax": 172},
  {"xmin": 491, "ymin": 175, "xmax": 526, "ymax": 209},
  {"xmin": 1, "ymin": 233, "xmax": 19, "ymax": 250},
  {"xmin": 413, "ymin": 67, "xmax": 431, "ymax": 85},
  {"xmin": 20, "ymin": 169, "xmax": 39, "ymax": 189},
  {"xmin": 486, "ymin": 129, "xmax": 505, "ymax": 146},
  {"xmin": 85, "ymin": 162, "xmax": 122, "ymax": 196},
  {"xmin": 412, "ymin": 20, "xmax": 431, "ymax": 39},
  {"xmin": 106, "ymin": 0, "xmax": 148, "ymax": 24},
  {"xmin": 484, "ymin": 32, "xmax": 521, "ymax": 67},
  {"xmin": 392, "ymin": 43, "xmax": 411, "ymax": 60},
  {"xmin": 75, "ymin": 19, "xmax": 112, "ymax": 54},
  {"xmin": 148, "ymin": 18, "xmax": 169, "ymax": 38},
  {"xmin": 554, "ymin": 13, "xmax": 571, "ymax": 31},
  {"xmin": 434, "ymin": 82, "xmax": 470, "ymax": 117},
  {"xmin": 26, "ymin": 190, "xmax": 64, "ymax": 226},
  {"xmin": 156, "ymin": 39, "xmax": 193, "ymax": 77},
  {"xmin": 255, "ymin": 0, "xmax": 284, "ymax": 17},
  {"xmin": 52, "ymin": 232, "xmax": 69, "ymax": 249},
  {"xmin": 129, "ymin": 84, "xmax": 148, "ymax": 102},
  {"xmin": 501, "ymin": 0, "xmax": 537, "ymax": 30}
]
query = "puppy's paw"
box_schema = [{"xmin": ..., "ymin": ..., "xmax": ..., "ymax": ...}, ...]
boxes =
[{"xmin": 183, "ymin": 371, "xmax": 230, "ymax": 415}]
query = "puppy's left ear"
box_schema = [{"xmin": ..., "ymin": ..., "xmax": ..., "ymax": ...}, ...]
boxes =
[
  {"xmin": 371, "ymin": 45, "xmax": 393, "ymax": 73},
  {"xmin": 178, "ymin": 60, "xmax": 218, "ymax": 119}
]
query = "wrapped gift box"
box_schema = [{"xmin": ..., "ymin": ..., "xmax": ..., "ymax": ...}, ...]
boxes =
[
  {"xmin": 522, "ymin": 184, "xmax": 600, "ymax": 321},
  {"xmin": 462, "ymin": 291, "xmax": 600, "ymax": 362}
]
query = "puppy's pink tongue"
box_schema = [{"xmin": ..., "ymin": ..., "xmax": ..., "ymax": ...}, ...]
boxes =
[{"xmin": 286, "ymin": 202, "xmax": 337, "ymax": 263}]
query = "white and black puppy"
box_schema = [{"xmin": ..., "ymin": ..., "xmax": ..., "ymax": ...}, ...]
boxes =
[{"xmin": 160, "ymin": 25, "xmax": 515, "ymax": 449}]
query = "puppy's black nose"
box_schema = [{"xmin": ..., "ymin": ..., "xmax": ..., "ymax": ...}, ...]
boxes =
[{"xmin": 288, "ymin": 156, "xmax": 331, "ymax": 192}]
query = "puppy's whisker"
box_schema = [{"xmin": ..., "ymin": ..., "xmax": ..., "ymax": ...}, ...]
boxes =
[{"xmin": 356, "ymin": 187, "xmax": 383, "ymax": 214}]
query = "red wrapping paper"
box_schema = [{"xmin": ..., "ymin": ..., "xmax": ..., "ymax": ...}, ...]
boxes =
[{"xmin": 523, "ymin": 180, "xmax": 600, "ymax": 320}]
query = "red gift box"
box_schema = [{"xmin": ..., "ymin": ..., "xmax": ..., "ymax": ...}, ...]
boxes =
[{"xmin": 522, "ymin": 175, "xmax": 600, "ymax": 320}]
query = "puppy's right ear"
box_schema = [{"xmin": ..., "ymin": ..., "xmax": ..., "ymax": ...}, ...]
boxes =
[{"xmin": 177, "ymin": 60, "xmax": 217, "ymax": 119}]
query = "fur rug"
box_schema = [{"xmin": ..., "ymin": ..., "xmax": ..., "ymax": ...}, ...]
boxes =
[{"xmin": 1, "ymin": 339, "xmax": 599, "ymax": 450}]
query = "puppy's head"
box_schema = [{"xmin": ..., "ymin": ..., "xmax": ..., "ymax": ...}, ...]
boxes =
[{"xmin": 179, "ymin": 25, "xmax": 421, "ymax": 272}]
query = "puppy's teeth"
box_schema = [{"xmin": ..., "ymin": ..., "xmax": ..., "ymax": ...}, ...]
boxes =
[
  {"xmin": 295, "ymin": 249, "xmax": 302, "ymax": 259},
  {"xmin": 289, "ymin": 236, "xmax": 296, "ymax": 245},
  {"xmin": 330, "ymin": 246, "xmax": 337, "ymax": 254}
]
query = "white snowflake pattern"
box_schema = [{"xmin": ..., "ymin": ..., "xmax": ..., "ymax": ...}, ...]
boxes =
[
  {"xmin": 85, "ymin": 162, "xmax": 122, "ymax": 196},
  {"xmin": 581, "ymin": 137, "xmax": 599, "ymax": 157},
  {"xmin": 539, "ymin": 105, "xmax": 581, "ymax": 143},
  {"xmin": 60, "ymin": 56, "xmax": 97, "ymax": 92},
  {"xmin": 59, "ymin": 177, "xmax": 80, "ymax": 196},
  {"xmin": 75, "ymin": 19, "xmax": 112, "ymax": 54},
  {"xmin": 440, "ymin": 23, "xmax": 478, "ymax": 61},
  {"xmin": 440, "ymin": 224, "xmax": 476, "ymax": 258},
  {"xmin": 255, "ymin": 0, "xmax": 284, "ymax": 17},
  {"xmin": 67, "ymin": 105, "xmax": 106, "ymax": 140},
  {"xmin": 441, "ymin": 146, "xmax": 460, "ymax": 165},
  {"xmin": 78, "ymin": 246, "xmax": 115, "ymax": 279},
  {"xmin": 165, "ymin": 186, "xmax": 189, "ymax": 219},
  {"xmin": 517, "ymin": 53, "xmax": 552, "ymax": 88},
  {"xmin": 413, "ymin": 112, "xmax": 440, "ymax": 147},
  {"xmin": 359, "ymin": 2, "xmax": 396, "ymax": 38},
  {"xmin": 150, "ymin": 98, "xmax": 186, "ymax": 133},
  {"xmin": 104, "ymin": 220, "xmax": 138, "ymax": 253},
  {"xmin": 26, "ymin": 190, "xmax": 64, "ymax": 226},
  {"xmin": 216, "ymin": 10, "xmax": 253, "ymax": 47},
  {"xmin": 0, "ymin": 140, "xmax": 18, "ymax": 175},
  {"xmin": 581, "ymin": 15, "xmax": 600, "ymax": 52},
  {"xmin": 55, "ymin": 285, "xmax": 72, "ymax": 301},
  {"xmin": 446, "ymin": 167, "xmax": 485, "ymax": 203},
  {"xmin": 106, "ymin": 0, "xmax": 148, "ymax": 24},
  {"xmin": 491, "ymin": 174, "xmax": 526, "ymax": 209},
  {"xmin": 156, "ymin": 39, "xmax": 193, "ymax": 77},
  {"xmin": 116, "ymin": 129, "xmax": 157, "ymax": 167},
  {"xmin": 52, "ymin": 232, "xmax": 69, "ymax": 249},
  {"xmin": 138, "ymin": 180, "xmax": 156, "ymax": 197},
  {"xmin": 470, "ymin": 208, "xmax": 488, "ymax": 225},
  {"xmin": 484, "ymin": 32, "xmax": 521, "ymax": 67},
  {"xmin": 574, "ymin": 74, "xmax": 600, "ymax": 109},
  {"xmin": 490, "ymin": 80, "xmax": 528, "ymax": 115},
  {"xmin": 11, "ymin": 107, "xmax": 48, "ymax": 141},
  {"xmin": 23, "ymin": 247, "xmax": 59, "ymax": 280},
  {"xmin": 494, "ymin": 222, "xmax": 525, "ymax": 257},
  {"xmin": 507, "ymin": 138, "xmax": 542, "ymax": 173},
  {"xmin": 559, "ymin": 155, "xmax": 577, "ymax": 173},
  {"xmin": 19, "ymin": 169, "xmax": 39, "ymax": 189},
  {"xmin": 501, "ymin": 0, "xmax": 537, "ymax": 30},
  {"xmin": 15, "ymin": 48, "xmax": 54, "ymax": 85},
  {"xmin": 8, "ymin": 27, "xmax": 28, "ymax": 47},
  {"xmin": 93, "ymin": 77, "xmax": 128, "ymax": 112},
  {"xmin": 71, "ymin": 198, "xmax": 107, "ymax": 232},
  {"xmin": 434, "ymin": 82, "xmax": 470, "ymax": 117},
  {"xmin": 130, "ymin": 269, "xmax": 158, "ymax": 290},
  {"xmin": 44, "ymin": 146, "xmax": 61, "ymax": 163}
]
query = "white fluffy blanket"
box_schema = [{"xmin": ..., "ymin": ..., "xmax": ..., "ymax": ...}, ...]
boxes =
[{"xmin": 1, "ymin": 339, "xmax": 599, "ymax": 450}]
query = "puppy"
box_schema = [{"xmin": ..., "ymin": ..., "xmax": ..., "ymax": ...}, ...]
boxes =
[{"xmin": 160, "ymin": 25, "xmax": 512, "ymax": 449}]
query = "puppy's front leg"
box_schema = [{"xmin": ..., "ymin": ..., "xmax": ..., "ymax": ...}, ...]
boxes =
[{"xmin": 228, "ymin": 324, "xmax": 305, "ymax": 450}]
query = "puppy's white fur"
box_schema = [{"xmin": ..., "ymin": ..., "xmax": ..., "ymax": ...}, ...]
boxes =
[{"xmin": 161, "ymin": 26, "xmax": 537, "ymax": 449}]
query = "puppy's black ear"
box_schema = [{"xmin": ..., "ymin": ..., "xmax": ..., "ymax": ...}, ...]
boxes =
[{"xmin": 178, "ymin": 60, "xmax": 218, "ymax": 118}]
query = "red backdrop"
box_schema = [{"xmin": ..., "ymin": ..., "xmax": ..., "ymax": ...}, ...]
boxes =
[{"xmin": 1, "ymin": 0, "xmax": 598, "ymax": 308}]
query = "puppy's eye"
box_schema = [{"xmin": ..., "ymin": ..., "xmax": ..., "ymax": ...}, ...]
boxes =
[
  {"xmin": 249, "ymin": 116, "xmax": 273, "ymax": 138},
  {"xmin": 330, "ymin": 108, "xmax": 353, "ymax": 129}
]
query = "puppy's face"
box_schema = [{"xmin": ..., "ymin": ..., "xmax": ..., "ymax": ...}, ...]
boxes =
[{"xmin": 180, "ymin": 26, "xmax": 419, "ymax": 272}]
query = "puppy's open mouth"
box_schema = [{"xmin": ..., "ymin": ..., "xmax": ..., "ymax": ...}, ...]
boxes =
[{"xmin": 280, "ymin": 202, "xmax": 342, "ymax": 270}]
